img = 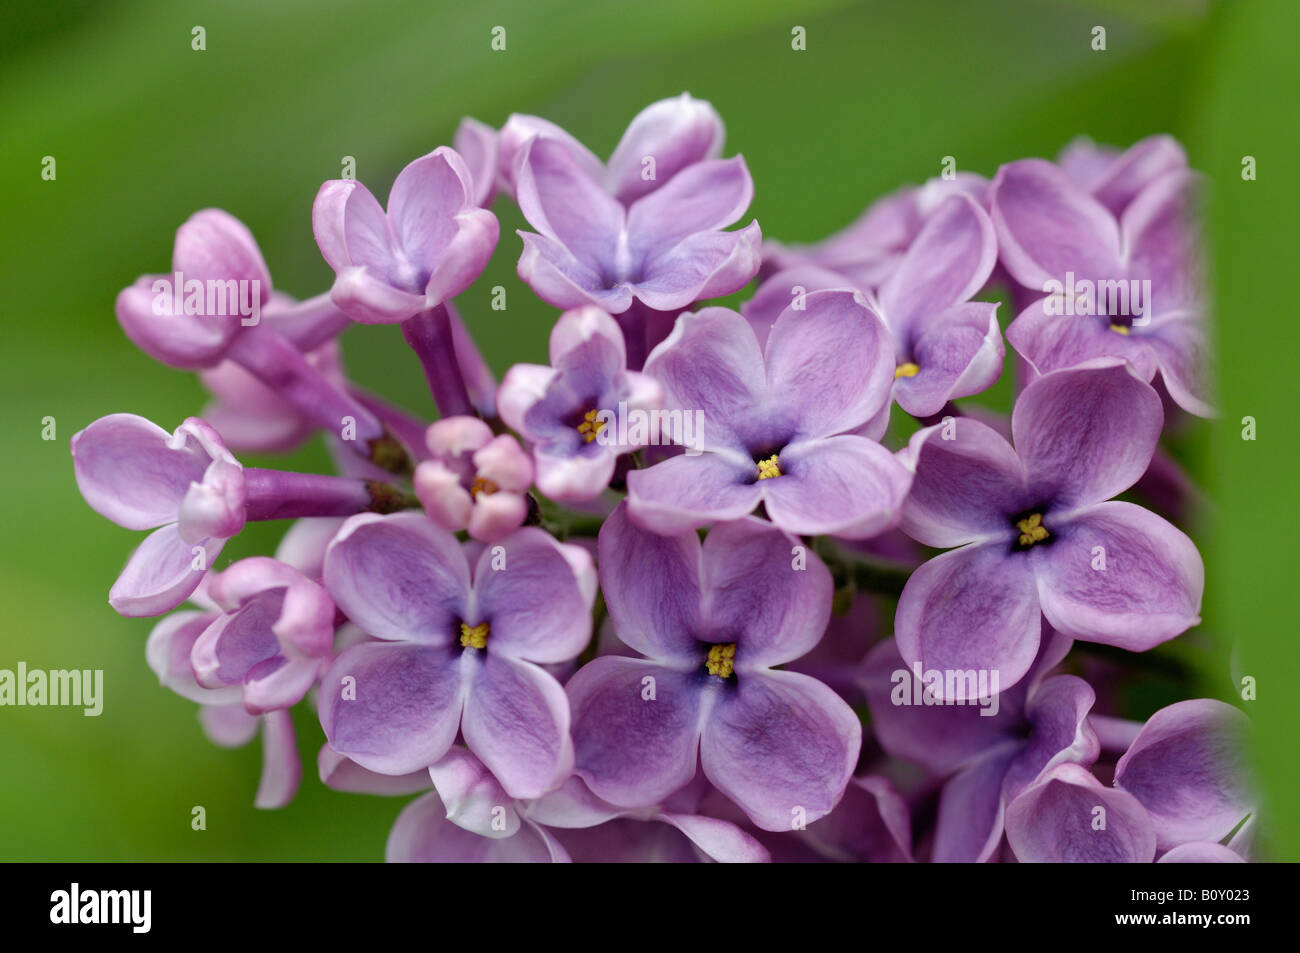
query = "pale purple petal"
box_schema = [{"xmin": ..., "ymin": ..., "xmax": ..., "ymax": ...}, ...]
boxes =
[
  {"xmin": 701, "ymin": 669, "xmax": 860, "ymax": 832},
  {"xmin": 516, "ymin": 137, "xmax": 624, "ymax": 275},
  {"xmin": 387, "ymin": 791, "xmax": 565, "ymax": 862},
  {"xmin": 1005, "ymin": 763, "xmax": 1156, "ymax": 863},
  {"xmin": 759, "ymin": 435, "xmax": 911, "ymax": 539},
  {"xmin": 626, "ymin": 156, "xmax": 753, "ymax": 260},
  {"xmin": 1005, "ymin": 294, "xmax": 1160, "ymax": 381},
  {"xmin": 110, "ymin": 525, "xmax": 223, "ymax": 618},
  {"xmin": 322, "ymin": 512, "xmax": 470, "ymax": 645},
  {"xmin": 654, "ymin": 812, "xmax": 770, "ymax": 863},
  {"xmin": 462, "ymin": 652, "xmax": 573, "ymax": 799},
  {"xmin": 428, "ymin": 746, "xmax": 521, "ymax": 838},
  {"xmin": 71, "ymin": 413, "xmax": 210, "ymax": 530},
  {"xmin": 931, "ymin": 744, "xmax": 1020, "ymax": 862},
  {"xmin": 1158, "ymin": 842, "xmax": 1245, "ymax": 863},
  {"xmin": 877, "ymin": 193, "xmax": 997, "ymax": 334},
  {"xmin": 596, "ymin": 502, "xmax": 704, "ymax": 664},
  {"xmin": 632, "ymin": 222, "xmax": 762, "ymax": 312},
  {"xmin": 898, "ymin": 419, "xmax": 1027, "ymax": 548},
  {"xmin": 1012, "ymin": 359, "xmax": 1163, "ymax": 507},
  {"xmin": 568, "ymin": 656, "xmax": 705, "ymax": 809},
  {"xmin": 318, "ymin": 641, "xmax": 464, "ymax": 775},
  {"xmin": 642, "ymin": 307, "xmax": 766, "ymax": 450},
  {"xmin": 626, "ymin": 452, "xmax": 761, "ymax": 535},
  {"xmin": 318, "ymin": 746, "xmax": 432, "ymax": 795},
  {"xmin": 895, "ymin": 543, "xmax": 1042, "ymax": 699},
  {"xmin": 990, "ymin": 159, "xmax": 1123, "ymax": 289},
  {"xmin": 254, "ymin": 709, "xmax": 301, "ymax": 809},
  {"xmin": 1032, "ymin": 501, "xmax": 1203, "ymax": 650},
  {"xmin": 699, "ymin": 517, "xmax": 833, "ymax": 669},
  {"xmin": 764, "ymin": 289, "xmax": 895, "ymax": 439},
  {"xmin": 1114, "ymin": 699, "xmax": 1251, "ymax": 851},
  {"xmin": 606, "ymin": 93, "xmax": 724, "ymax": 203},
  {"xmin": 892, "ymin": 302, "xmax": 1004, "ymax": 418}
]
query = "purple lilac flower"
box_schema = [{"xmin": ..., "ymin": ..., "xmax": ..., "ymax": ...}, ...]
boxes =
[
  {"xmin": 312, "ymin": 147, "xmax": 498, "ymax": 325},
  {"xmin": 384, "ymin": 746, "xmax": 768, "ymax": 863},
  {"xmin": 413, "ymin": 417, "xmax": 533, "ymax": 541},
  {"xmin": 1113, "ymin": 699, "xmax": 1254, "ymax": 851},
  {"xmin": 146, "ymin": 604, "xmax": 302, "ymax": 808},
  {"xmin": 894, "ymin": 359, "xmax": 1203, "ymax": 696},
  {"xmin": 317, "ymin": 514, "xmax": 596, "ymax": 797},
  {"xmin": 991, "ymin": 158, "xmax": 1212, "ymax": 416},
  {"xmin": 1003, "ymin": 699, "xmax": 1251, "ymax": 862},
  {"xmin": 498, "ymin": 306, "xmax": 661, "ymax": 502},
  {"xmin": 497, "ymin": 92, "xmax": 725, "ymax": 204},
  {"xmin": 514, "ymin": 137, "xmax": 760, "ymax": 316},
  {"xmin": 115, "ymin": 209, "xmax": 409, "ymax": 470},
  {"xmin": 191, "ymin": 557, "xmax": 335, "ymax": 713},
  {"xmin": 625, "ymin": 290, "xmax": 911, "ymax": 538},
  {"xmin": 762, "ymin": 173, "xmax": 988, "ymax": 291},
  {"xmin": 862, "ymin": 632, "xmax": 1099, "ymax": 861},
  {"xmin": 566, "ymin": 504, "xmax": 859, "ymax": 831},
  {"xmin": 746, "ymin": 193, "xmax": 1004, "ymax": 418},
  {"xmin": 1057, "ymin": 134, "xmax": 1188, "ymax": 217},
  {"xmin": 71, "ymin": 414, "xmax": 408, "ymax": 616}
]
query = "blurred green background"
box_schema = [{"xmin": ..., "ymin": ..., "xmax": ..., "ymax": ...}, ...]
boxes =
[{"xmin": 1, "ymin": 0, "xmax": 1295, "ymax": 860}]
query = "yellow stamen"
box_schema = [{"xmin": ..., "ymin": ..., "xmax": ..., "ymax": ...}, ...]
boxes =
[
  {"xmin": 576, "ymin": 409, "xmax": 606, "ymax": 444},
  {"xmin": 1109, "ymin": 324, "xmax": 1131, "ymax": 336},
  {"xmin": 460, "ymin": 621, "xmax": 490, "ymax": 649},
  {"xmin": 756, "ymin": 455, "xmax": 782, "ymax": 480},
  {"xmin": 1016, "ymin": 512, "xmax": 1050, "ymax": 547},
  {"xmin": 705, "ymin": 643, "xmax": 737, "ymax": 679},
  {"xmin": 895, "ymin": 362, "xmax": 921, "ymax": 379},
  {"xmin": 470, "ymin": 476, "xmax": 498, "ymax": 499}
]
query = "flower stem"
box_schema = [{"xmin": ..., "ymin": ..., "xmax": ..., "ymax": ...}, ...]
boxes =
[{"xmin": 402, "ymin": 304, "xmax": 474, "ymax": 419}]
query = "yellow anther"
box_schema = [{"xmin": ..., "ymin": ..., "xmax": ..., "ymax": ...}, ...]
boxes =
[
  {"xmin": 470, "ymin": 476, "xmax": 498, "ymax": 499},
  {"xmin": 705, "ymin": 643, "xmax": 737, "ymax": 679},
  {"xmin": 895, "ymin": 362, "xmax": 921, "ymax": 379},
  {"xmin": 1109, "ymin": 324, "xmax": 1131, "ymax": 336},
  {"xmin": 576, "ymin": 409, "xmax": 607, "ymax": 444},
  {"xmin": 460, "ymin": 621, "xmax": 490, "ymax": 649},
  {"xmin": 756, "ymin": 455, "xmax": 782, "ymax": 480},
  {"xmin": 1016, "ymin": 512, "xmax": 1050, "ymax": 547}
]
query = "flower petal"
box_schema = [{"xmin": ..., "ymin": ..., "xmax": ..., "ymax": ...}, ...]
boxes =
[
  {"xmin": 516, "ymin": 136, "xmax": 624, "ymax": 275},
  {"xmin": 71, "ymin": 413, "xmax": 209, "ymax": 530},
  {"xmin": 700, "ymin": 517, "xmax": 833, "ymax": 669},
  {"xmin": 759, "ymin": 434, "xmax": 911, "ymax": 539},
  {"xmin": 606, "ymin": 93, "xmax": 725, "ymax": 203},
  {"xmin": 1012, "ymin": 359, "xmax": 1163, "ymax": 507},
  {"xmin": 893, "ymin": 301, "xmax": 1004, "ymax": 418},
  {"xmin": 568, "ymin": 656, "xmax": 705, "ymax": 809},
  {"xmin": 895, "ymin": 543, "xmax": 1042, "ymax": 699},
  {"xmin": 878, "ymin": 193, "xmax": 997, "ymax": 334},
  {"xmin": 1032, "ymin": 501, "xmax": 1203, "ymax": 650},
  {"xmin": 990, "ymin": 158, "xmax": 1123, "ymax": 290},
  {"xmin": 632, "ymin": 221, "xmax": 762, "ymax": 312},
  {"xmin": 462, "ymin": 652, "xmax": 573, "ymax": 799},
  {"xmin": 897, "ymin": 418, "xmax": 1027, "ymax": 548},
  {"xmin": 642, "ymin": 307, "xmax": 766, "ymax": 450},
  {"xmin": 764, "ymin": 289, "xmax": 895, "ymax": 440},
  {"xmin": 597, "ymin": 502, "xmax": 704, "ymax": 663},
  {"xmin": 1005, "ymin": 763, "xmax": 1156, "ymax": 863},
  {"xmin": 701, "ymin": 669, "xmax": 860, "ymax": 832},
  {"xmin": 322, "ymin": 512, "xmax": 470, "ymax": 645},
  {"xmin": 627, "ymin": 156, "xmax": 753, "ymax": 260},
  {"xmin": 626, "ymin": 451, "xmax": 761, "ymax": 535},
  {"xmin": 110, "ymin": 525, "xmax": 222, "ymax": 618},
  {"xmin": 472, "ymin": 528, "xmax": 594, "ymax": 663},
  {"xmin": 318, "ymin": 642, "xmax": 464, "ymax": 775},
  {"xmin": 1113, "ymin": 699, "xmax": 1252, "ymax": 851}
]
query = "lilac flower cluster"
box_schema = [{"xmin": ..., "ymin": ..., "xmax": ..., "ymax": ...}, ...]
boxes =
[{"xmin": 72, "ymin": 95, "xmax": 1250, "ymax": 862}]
